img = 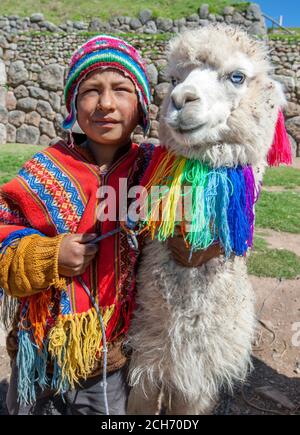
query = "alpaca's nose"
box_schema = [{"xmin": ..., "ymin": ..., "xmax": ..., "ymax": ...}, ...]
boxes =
[{"xmin": 171, "ymin": 86, "xmax": 200, "ymax": 110}]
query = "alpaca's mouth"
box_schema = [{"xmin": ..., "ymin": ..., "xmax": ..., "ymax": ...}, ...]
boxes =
[{"xmin": 173, "ymin": 123, "xmax": 206, "ymax": 135}]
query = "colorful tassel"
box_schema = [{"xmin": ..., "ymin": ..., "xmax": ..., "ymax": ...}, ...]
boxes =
[
  {"xmin": 28, "ymin": 290, "xmax": 52, "ymax": 349},
  {"xmin": 48, "ymin": 306, "xmax": 115, "ymax": 391},
  {"xmin": 184, "ymin": 160, "xmax": 212, "ymax": 250},
  {"xmin": 227, "ymin": 168, "xmax": 251, "ymax": 256},
  {"xmin": 141, "ymin": 154, "xmax": 257, "ymax": 257},
  {"xmin": 17, "ymin": 303, "xmax": 49, "ymax": 405},
  {"xmin": 267, "ymin": 110, "xmax": 292, "ymax": 167},
  {"xmin": 16, "ymin": 304, "xmax": 116, "ymax": 405}
]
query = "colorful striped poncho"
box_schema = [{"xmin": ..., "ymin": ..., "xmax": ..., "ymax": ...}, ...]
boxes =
[{"xmin": 0, "ymin": 139, "xmax": 155, "ymax": 404}]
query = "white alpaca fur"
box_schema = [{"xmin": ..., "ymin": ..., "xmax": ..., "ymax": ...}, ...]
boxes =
[{"xmin": 126, "ymin": 24, "xmax": 286, "ymax": 415}]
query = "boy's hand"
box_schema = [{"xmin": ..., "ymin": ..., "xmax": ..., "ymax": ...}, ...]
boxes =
[
  {"xmin": 58, "ymin": 233, "xmax": 99, "ymax": 277},
  {"xmin": 167, "ymin": 227, "xmax": 223, "ymax": 267}
]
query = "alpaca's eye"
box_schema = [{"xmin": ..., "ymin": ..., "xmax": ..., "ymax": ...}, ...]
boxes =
[
  {"xmin": 229, "ymin": 71, "xmax": 246, "ymax": 85},
  {"xmin": 171, "ymin": 77, "xmax": 179, "ymax": 87}
]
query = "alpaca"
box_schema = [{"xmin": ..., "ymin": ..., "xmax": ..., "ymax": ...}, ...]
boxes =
[{"xmin": 126, "ymin": 24, "xmax": 288, "ymax": 415}]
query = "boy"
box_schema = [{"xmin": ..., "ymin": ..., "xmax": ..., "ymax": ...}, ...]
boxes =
[{"xmin": 0, "ymin": 35, "xmax": 221, "ymax": 415}]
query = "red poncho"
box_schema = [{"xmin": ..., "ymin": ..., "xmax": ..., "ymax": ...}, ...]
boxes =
[{"xmin": 0, "ymin": 138, "xmax": 155, "ymax": 401}]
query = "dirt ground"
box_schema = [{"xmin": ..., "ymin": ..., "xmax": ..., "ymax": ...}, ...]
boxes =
[
  {"xmin": 215, "ymin": 276, "xmax": 300, "ymax": 415},
  {"xmin": 256, "ymin": 228, "xmax": 300, "ymax": 257},
  {"xmin": 0, "ymin": 347, "xmax": 9, "ymax": 415},
  {"xmin": 1, "ymin": 274, "xmax": 299, "ymax": 415}
]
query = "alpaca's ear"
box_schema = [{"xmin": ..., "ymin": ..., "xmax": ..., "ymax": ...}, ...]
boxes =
[{"xmin": 272, "ymin": 79, "xmax": 287, "ymax": 108}]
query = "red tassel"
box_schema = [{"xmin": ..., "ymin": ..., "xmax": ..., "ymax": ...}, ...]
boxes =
[{"xmin": 267, "ymin": 110, "xmax": 292, "ymax": 167}]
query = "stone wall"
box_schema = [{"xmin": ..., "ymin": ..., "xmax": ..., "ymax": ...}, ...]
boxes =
[
  {"xmin": 0, "ymin": 4, "xmax": 299, "ymax": 156},
  {"xmin": 0, "ymin": 33, "xmax": 169, "ymax": 146},
  {"xmin": 0, "ymin": 4, "xmax": 267, "ymax": 37},
  {"xmin": 269, "ymin": 39, "xmax": 300, "ymax": 156}
]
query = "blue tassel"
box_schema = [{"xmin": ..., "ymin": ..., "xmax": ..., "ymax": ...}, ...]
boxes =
[
  {"xmin": 17, "ymin": 329, "xmax": 50, "ymax": 405},
  {"xmin": 35, "ymin": 341, "xmax": 50, "ymax": 389},
  {"xmin": 16, "ymin": 302, "xmax": 49, "ymax": 406},
  {"xmin": 214, "ymin": 168, "xmax": 232, "ymax": 257},
  {"xmin": 17, "ymin": 329, "xmax": 38, "ymax": 405},
  {"xmin": 51, "ymin": 356, "xmax": 70, "ymax": 394},
  {"xmin": 226, "ymin": 167, "xmax": 250, "ymax": 256},
  {"xmin": 205, "ymin": 170, "xmax": 218, "ymax": 241}
]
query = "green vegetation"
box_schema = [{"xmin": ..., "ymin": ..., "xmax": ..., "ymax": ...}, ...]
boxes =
[
  {"xmin": 248, "ymin": 236, "xmax": 300, "ymax": 279},
  {"xmin": 28, "ymin": 30, "xmax": 173, "ymax": 41},
  {"xmin": 0, "ymin": 143, "xmax": 45, "ymax": 185},
  {"xmin": 0, "ymin": 0, "xmax": 249, "ymax": 24},
  {"xmin": 268, "ymin": 27, "xmax": 300, "ymax": 35},
  {"xmin": 268, "ymin": 32, "xmax": 300, "ymax": 42},
  {"xmin": 255, "ymin": 191, "xmax": 300, "ymax": 234},
  {"xmin": 249, "ymin": 166, "xmax": 300, "ymax": 278},
  {"xmin": 263, "ymin": 166, "xmax": 300, "ymax": 189},
  {"xmin": 268, "ymin": 35, "xmax": 300, "ymax": 42}
]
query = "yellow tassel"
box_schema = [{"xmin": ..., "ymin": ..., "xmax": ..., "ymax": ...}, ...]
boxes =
[
  {"xmin": 48, "ymin": 306, "xmax": 115, "ymax": 389},
  {"xmin": 144, "ymin": 154, "xmax": 187, "ymax": 240},
  {"xmin": 144, "ymin": 151, "xmax": 175, "ymax": 192},
  {"xmin": 48, "ymin": 317, "xmax": 67, "ymax": 353},
  {"xmin": 160, "ymin": 157, "xmax": 186, "ymax": 239}
]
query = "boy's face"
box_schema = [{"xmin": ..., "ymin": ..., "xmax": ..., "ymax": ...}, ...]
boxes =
[{"xmin": 76, "ymin": 68, "xmax": 140, "ymax": 147}]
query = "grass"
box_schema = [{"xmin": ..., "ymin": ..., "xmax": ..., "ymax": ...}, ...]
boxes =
[
  {"xmin": 247, "ymin": 236, "xmax": 300, "ymax": 279},
  {"xmin": 0, "ymin": 0, "xmax": 249, "ymax": 24},
  {"xmin": 255, "ymin": 191, "xmax": 300, "ymax": 234},
  {"xmin": 26, "ymin": 31, "xmax": 171, "ymax": 58},
  {"xmin": 267, "ymin": 24, "xmax": 300, "ymax": 41},
  {"xmin": 263, "ymin": 166, "xmax": 300, "ymax": 189},
  {"xmin": 28, "ymin": 30, "xmax": 173, "ymax": 40},
  {"xmin": 249, "ymin": 167, "xmax": 300, "ymax": 278},
  {"xmin": 0, "ymin": 143, "xmax": 45, "ymax": 185},
  {"xmin": 268, "ymin": 27, "xmax": 300, "ymax": 36},
  {"xmin": 268, "ymin": 32, "xmax": 300, "ymax": 42}
]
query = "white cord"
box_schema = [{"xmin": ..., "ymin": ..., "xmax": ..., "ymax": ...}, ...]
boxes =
[{"xmin": 78, "ymin": 276, "xmax": 109, "ymax": 415}]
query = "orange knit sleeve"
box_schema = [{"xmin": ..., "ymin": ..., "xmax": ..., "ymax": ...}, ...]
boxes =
[{"xmin": 0, "ymin": 234, "xmax": 66, "ymax": 298}]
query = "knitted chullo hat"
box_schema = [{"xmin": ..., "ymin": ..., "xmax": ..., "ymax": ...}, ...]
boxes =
[{"xmin": 62, "ymin": 35, "xmax": 152, "ymax": 136}]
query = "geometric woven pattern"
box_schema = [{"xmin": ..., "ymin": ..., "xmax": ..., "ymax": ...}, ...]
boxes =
[
  {"xmin": 19, "ymin": 152, "xmax": 85, "ymax": 234},
  {"xmin": 0, "ymin": 195, "xmax": 30, "ymax": 226},
  {"xmin": 60, "ymin": 289, "xmax": 72, "ymax": 315}
]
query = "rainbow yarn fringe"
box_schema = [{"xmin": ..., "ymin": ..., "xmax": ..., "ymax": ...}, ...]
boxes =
[{"xmin": 141, "ymin": 153, "xmax": 259, "ymax": 257}]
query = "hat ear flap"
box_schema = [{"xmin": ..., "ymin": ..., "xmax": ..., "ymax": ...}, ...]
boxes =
[
  {"xmin": 137, "ymin": 103, "xmax": 149, "ymax": 137},
  {"xmin": 138, "ymin": 105, "xmax": 144, "ymax": 126},
  {"xmin": 267, "ymin": 110, "xmax": 292, "ymax": 167}
]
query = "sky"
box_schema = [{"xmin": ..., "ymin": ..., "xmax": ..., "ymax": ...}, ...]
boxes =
[{"xmin": 255, "ymin": 0, "xmax": 300, "ymax": 28}]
